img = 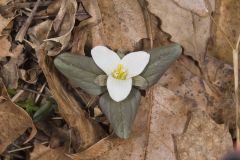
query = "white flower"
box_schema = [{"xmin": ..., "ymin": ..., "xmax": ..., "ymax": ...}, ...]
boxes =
[{"xmin": 91, "ymin": 46, "xmax": 150, "ymax": 102}]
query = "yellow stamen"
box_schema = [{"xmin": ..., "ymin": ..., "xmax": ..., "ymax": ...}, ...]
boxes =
[{"xmin": 112, "ymin": 64, "xmax": 127, "ymax": 80}]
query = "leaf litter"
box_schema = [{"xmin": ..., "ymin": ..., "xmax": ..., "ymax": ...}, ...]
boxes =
[{"xmin": 0, "ymin": 0, "xmax": 238, "ymax": 159}]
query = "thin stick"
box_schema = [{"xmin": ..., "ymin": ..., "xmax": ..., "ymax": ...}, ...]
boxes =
[
  {"xmin": 18, "ymin": 87, "xmax": 49, "ymax": 98},
  {"xmin": 15, "ymin": 0, "xmax": 41, "ymax": 42},
  {"xmin": 8, "ymin": 141, "xmax": 48, "ymax": 153},
  {"xmin": 35, "ymin": 82, "xmax": 47, "ymax": 103},
  {"xmin": 11, "ymin": 90, "xmax": 24, "ymax": 102},
  {"xmin": 234, "ymin": 34, "xmax": 240, "ymax": 148}
]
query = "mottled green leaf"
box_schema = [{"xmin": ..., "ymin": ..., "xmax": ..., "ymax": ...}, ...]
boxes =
[
  {"xmin": 99, "ymin": 88, "xmax": 141, "ymax": 139},
  {"xmin": 95, "ymin": 75, "xmax": 107, "ymax": 86},
  {"xmin": 142, "ymin": 43, "xmax": 182, "ymax": 87},
  {"xmin": 132, "ymin": 75, "xmax": 148, "ymax": 90},
  {"xmin": 54, "ymin": 53, "xmax": 106, "ymax": 95}
]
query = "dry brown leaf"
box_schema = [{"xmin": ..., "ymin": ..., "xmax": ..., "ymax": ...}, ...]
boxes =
[
  {"xmin": 71, "ymin": 28, "xmax": 88, "ymax": 55},
  {"xmin": 30, "ymin": 144, "xmax": 71, "ymax": 160},
  {"xmin": 0, "ymin": 0, "xmax": 11, "ymax": 6},
  {"xmin": 46, "ymin": 0, "xmax": 62, "ymax": 15},
  {"xmin": 209, "ymin": 0, "xmax": 240, "ymax": 64},
  {"xmin": 70, "ymin": 85, "xmax": 231, "ymax": 160},
  {"xmin": 1, "ymin": 58, "xmax": 19, "ymax": 88},
  {"xmin": 0, "ymin": 36, "xmax": 11, "ymax": 58},
  {"xmin": 175, "ymin": 110, "xmax": 232, "ymax": 160},
  {"xmin": 146, "ymin": 0, "xmax": 215, "ymax": 62},
  {"xmin": 28, "ymin": 20, "xmax": 53, "ymax": 47},
  {"xmin": 160, "ymin": 55, "xmax": 236, "ymax": 128},
  {"xmin": 81, "ymin": 0, "xmax": 148, "ymax": 52},
  {"xmin": 0, "ymin": 15, "xmax": 13, "ymax": 35},
  {"xmin": 36, "ymin": 47, "xmax": 106, "ymax": 150},
  {"xmin": 45, "ymin": 0, "xmax": 77, "ymax": 56},
  {"xmin": 19, "ymin": 68, "xmax": 39, "ymax": 84},
  {"xmin": 0, "ymin": 36, "xmax": 24, "ymax": 59},
  {"xmin": 159, "ymin": 59, "xmax": 209, "ymax": 110},
  {"xmin": 0, "ymin": 80, "xmax": 37, "ymax": 153},
  {"xmin": 173, "ymin": 0, "xmax": 209, "ymax": 16}
]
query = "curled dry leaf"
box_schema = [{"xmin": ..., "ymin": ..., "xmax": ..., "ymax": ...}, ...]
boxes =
[
  {"xmin": 19, "ymin": 68, "xmax": 39, "ymax": 84},
  {"xmin": 146, "ymin": 0, "xmax": 215, "ymax": 62},
  {"xmin": 81, "ymin": 0, "xmax": 148, "ymax": 52},
  {"xmin": 28, "ymin": 20, "xmax": 53, "ymax": 47},
  {"xmin": 70, "ymin": 84, "xmax": 232, "ymax": 160},
  {"xmin": 175, "ymin": 110, "xmax": 233, "ymax": 160},
  {"xmin": 30, "ymin": 144, "xmax": 71, "ymax": 160},
  {"xmin": 0, "ymin": 80, "xmax": 36, "ymax": 153},
  {"xmin": 45, "ymin": 0, "xmax": 77, "ymax": 56}
]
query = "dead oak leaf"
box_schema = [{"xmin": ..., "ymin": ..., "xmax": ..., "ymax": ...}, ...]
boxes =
[
  {"xmin": 0, "ymin": 81, "xmax": 36, "ymax": 153},
  {"xmin": 81, "ymin": 0, "xmax": 148, "ymax": 53},
  {"xmin": 30, "ymin": 144, "xmax": 71, "ymax": 160},
  {"xmin": 160, "ymin": 55, "xmax": 236, "ymax": 127},
  {"xmin": 70, "ymin": 84, "xmax": 231, "ymax": 160},
  {"xmin": 146, "ymin": 0, "xmax": 215, "ymax": 62},
  {"xmin": 175, "ymin": 110, "xmax": 233, "ymax": 160},
  {"xmin": 172, "ymin": 0, "xmax": 210, "ymax": 16}
]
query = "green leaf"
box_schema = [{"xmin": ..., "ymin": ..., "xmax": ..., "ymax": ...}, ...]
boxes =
[
  {"xmin": 54, "ymin": 53, "xmax": 106, "ymax": 95},
  {"xmin": 17, "ymin": 100, "xmax": 39, "ymax": 116},
  {"xmin": 33, "ymin": 99, "xmax": 55, "ymax": 122},
  {"xmin": 132, "ymin": 75, "xmax": 148, "ymax": 90},
  {"xmin": 141, "ymin": 43, "xmax": 182, "ymax": 87},
  {"xmin": 99, "ymin": 88, "xmax": 141, "ymax": 139},
  {"xmin": 95, "ymin": 75, "xmax": 107, "ymax": 86}
]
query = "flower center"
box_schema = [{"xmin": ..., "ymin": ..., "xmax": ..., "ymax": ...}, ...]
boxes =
[{"xmin": 112, "ymin": 64, "xmax": 128, "ymax": 80}]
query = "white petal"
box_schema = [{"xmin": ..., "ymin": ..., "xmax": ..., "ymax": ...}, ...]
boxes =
[
  {"xmin": 91, "ymin": 46, "xmax": 121, "ymax": 75},
  {"xmin": 120, "ymin": 51, "xmax": 150, "ymax": 78},
  {"xmin": 107, "ymin": 76, "xmax": 132, "ymax": 102}
]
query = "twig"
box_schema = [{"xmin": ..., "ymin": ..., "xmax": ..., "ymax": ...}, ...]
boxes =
[
  {"xmin": 7, "ymin": 141, "xmax": 48, "ymax": 153},
  {"xmin": 11, "ymin": 90, "xmax": 24, "ymax": 102},
  {"xmin": 18, "ymin": 86, "xmax": 50, "ymax": 98},
  {"xmin": 35, "ymin": 82, "xmax": 47, "ymax": 103},
  {"xmin": 234, "ymin": 34, "xmax": 240, "ymax": 148},
  {"xmin": 15, "ymin": 0, "xmax": 41, "ymax": 42},
  {"xmin": 51, "ymin": 117, "xmax": 63, "ymax": 120}
]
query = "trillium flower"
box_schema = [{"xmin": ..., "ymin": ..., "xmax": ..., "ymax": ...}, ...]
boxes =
[{"xmin": 91, "ymin": 46, "xmax": 150, "ymax": 102}]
